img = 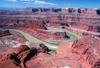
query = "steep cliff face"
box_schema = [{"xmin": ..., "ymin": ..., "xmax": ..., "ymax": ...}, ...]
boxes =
[
  {"xmin": 56, "ymin": 36, "xmax": 100, "ymax": 68},
  {"xmin": 72, "ymin": 36, "xmax": 100, "ymax": 68},
  {"xmin": 0, "ymin": 8, "xmax": 100, "ymax": 40},
  {"xmin": 0, "ymin": 44, "xmax": 50, "ymax": 68},
  {"xmin": 21, "ymin": 21, "xmax": 47, "ymax": 30},
  {"xmin": 47, "ymin": 21, "xmax": 100, "ymax": 33},
  {"xmin": 52, "ymin": 8, "xmax": 62, "ymax": 12},
  {"xmin": 0, "ymin": 20, "xmax": 70, "ymax": 43},
  {"xmin": 96, "ymin": 9, "xmax": 100, "ymax": 15},
  {"xmin": 30, "ymin": 8, "xmax": 62, "ymax": 13},
  {"xmin": 0, "ymin": 8, "xmax": 100, "ymax": 34},
  {"xmin": 67, "ymin": 22, "xmax": 100, "ymax": 32},
  {"xmin": 0, "ymin": 36, "xmax": 100, "ymax": 68},
  {"xmin": 30, "ymin": 8, "xmax": 98, "ymax": 15},
  {"xmin": 0, "ymin": 20, "xmax": 47, "ymax": 30},
  {"xmin": 31, "ymin": 8, "xmax": 39, "ymax": 12}
]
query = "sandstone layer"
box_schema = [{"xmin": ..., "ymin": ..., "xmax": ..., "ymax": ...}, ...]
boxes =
[
  {"xmin": 0, "ymin": 8, "xmax": 100, "ymax": 38},
  {"xmin": 0, "ymin": 20, "xmax": 70, "ymax": 43},
  {"xmin": 0, "ymin": 36, "xmax": 100, "ymax": 68}
]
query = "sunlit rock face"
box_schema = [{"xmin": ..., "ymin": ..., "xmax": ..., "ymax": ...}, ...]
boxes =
[
  {"xmin": 0, "ymin": 20, "xmax": 70, "ymax": 43},
  {"xmin": 0, "ymin": 7, "xmax": 100, "ymax": 68},
  {"xmin": 0, "ymin": 44, "xmax": 50, "ymax": 68},
  {"xmin": 56, "ymin": 36, "xmax": 100, "ymax": 68},
  {"xmin": 0, "ymin": 8, "xmax": 100, "ymax": 39},
  {"xmin": 0, "ymin": 36, "xmax": 100, "ymax": 68},
  {"xmin": 71, "ymin": 36, "xmax": 100, "ymax": 68},
  {"xmin": 30, "ymin": 8, "xmax": 98, "ymax": 15}
]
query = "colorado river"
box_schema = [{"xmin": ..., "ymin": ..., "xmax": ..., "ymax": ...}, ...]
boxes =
[
  {"xmin": 9, "ymin": 28, "xmax": 82, "ymax": 49},
  {"xmin": 9, "ymin": 29, "xmax": 59, "ymax": 49}
]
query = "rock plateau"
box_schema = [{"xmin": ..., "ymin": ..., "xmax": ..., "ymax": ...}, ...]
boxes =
[{"xmin": 0, "ymin": 36, "xmax": 100, "ymax": 68}]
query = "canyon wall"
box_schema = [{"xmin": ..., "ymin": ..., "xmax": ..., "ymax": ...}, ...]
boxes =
[
  {"xmin": 0, "ymin": 36, "xmax": 100, "ymax": 68},
  {"xmin": 30, "ymin": 8, "xmax": 99, "ymax": 15},
  {"xmin": 0, "ymin": 7, "xmax": 100, "ymax": 39},
  {"xmin": 0, "ymin": 20, "xmax": 69, "ymax": 43}
]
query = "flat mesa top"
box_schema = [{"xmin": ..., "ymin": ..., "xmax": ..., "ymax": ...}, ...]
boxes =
[{"xmin": 39, "ymin": 27, "xmax": 64, "ymax": 33}]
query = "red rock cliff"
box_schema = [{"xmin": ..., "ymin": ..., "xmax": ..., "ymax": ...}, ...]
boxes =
[{"xmin": 0, "ymin": 36, "xmax": 100, "ymax": 68}]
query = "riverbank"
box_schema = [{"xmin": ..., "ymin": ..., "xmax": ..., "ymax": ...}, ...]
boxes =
[{"xmin": 9, "ymin": 28, "xmax": 82, "ymax": 49}]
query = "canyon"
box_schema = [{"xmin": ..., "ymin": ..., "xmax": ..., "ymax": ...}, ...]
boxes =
[
  {"xmin": 0, "ymin": 7, "xmax": 100, "ymax": 68},
  {"xmin": 0, "ymin": 8, "xmax": 100, "ymax": 38},
  {"xmin": 0, "ymin": 36, "xmax": 100, "ymax": 68}
]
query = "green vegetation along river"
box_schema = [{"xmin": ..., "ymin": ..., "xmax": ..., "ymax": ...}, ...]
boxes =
[
  {"xmin": 9, "ymin": 28, "xmax": 82, "ymax": 49},
  {"xmin": 62, "ymin": 29, "xmax": 83, "ymax": 42},
  {"xmin": 9, "ymin": 29, "xmax": 59, "ymax": 49}
]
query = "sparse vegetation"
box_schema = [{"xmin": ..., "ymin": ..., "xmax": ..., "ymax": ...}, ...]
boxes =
[
  {"xmin": 9, "ymin": 29, "xmax": 60, "ymax": 46},
  {"xmin": 50, "ymin": 49, "xmax": 56, "ymax": 53},
  {"xmin": 9, "ymin": 28, "xmax": 82, "ymax": 45},
  {"xmin": 65, "ymin": 31, "xmax": 78, "ymax": 42},
  {"xmin": 9, "ymin": 30, "xmax": 28, "ymax": 40},
  {"xmin": 62, "ymin": 28, "xmax": 83, "ymax": 42}
]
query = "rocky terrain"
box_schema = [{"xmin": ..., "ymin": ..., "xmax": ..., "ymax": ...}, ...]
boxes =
[
  {"xmin": 0, "ymin": 28, "xmax": 47, "ymax": 53},
  {"xmin": 0, "ymin": 36, "xmax": 100, "ymax": 68},
  {"xmin": 0, "ymin": 16, "xmax": 70, "ymax": 43},
  {"xmin": 0, "ymin": 28, "xmax": 26, "ymax": 53},
  {"xmin": 0, "ymin": 28, "xmax": 11, "ymax": 37},
  {"xmin": 0, "ymin": 8, "xmax": 100, "ymax": 38},
  {"xmin": 0, "ymin": 7, "xmax": 100, "ymax": 68}
]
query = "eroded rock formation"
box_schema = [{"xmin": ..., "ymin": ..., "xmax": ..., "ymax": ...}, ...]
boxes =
[
  {"xmin": 0, "ymin": 8, "xmax": 100, "ymax": 39},
  {"xmin": 30, "ymin": 8, "xmax": 98, "ymax": 15},
  {"xmin": 0, "ymin": 44, "xmax": 50, "ymax": 68},
  {"xmin": 0, "ymin": 36, "xmax": 100, "ymax": 68},
  {"xmin": 0, "ymin": 20, "xmax": 70, "ymax": 43},
  {"xmin": 72, "ymin": 36, "xmax": 100, "ymax": 68},
  {"xmin": 0, "ymin": 28, "xmax": 11, "ymax": 37},
  {"xmin": 56, "ymin": 36, "xmax": 100, "ymax": 68}
]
